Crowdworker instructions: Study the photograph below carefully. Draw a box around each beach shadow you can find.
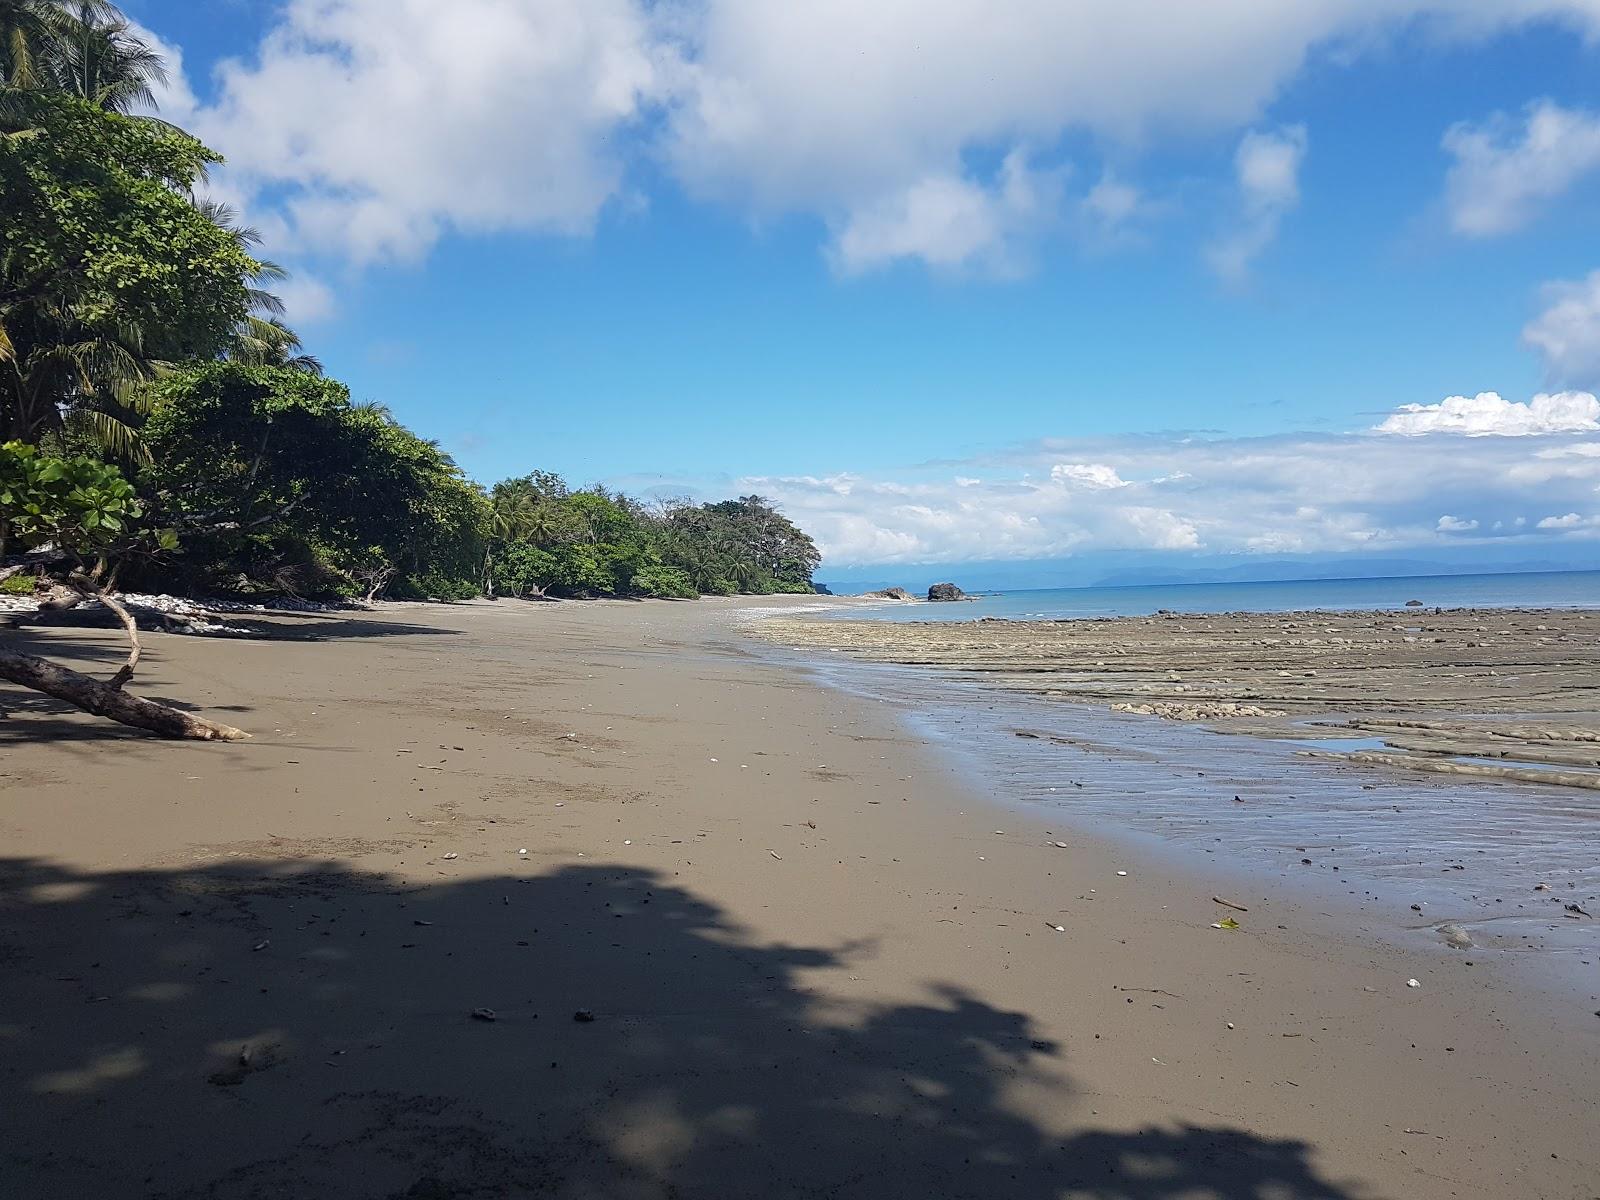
[0,856,1371,1199]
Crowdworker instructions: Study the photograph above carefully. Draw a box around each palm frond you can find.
[64,404,149,463]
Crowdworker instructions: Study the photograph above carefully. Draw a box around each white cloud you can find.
[271,273,338,325]
[1206,125,1307,280]
[153,1,1600,274]
[1443,101,1600,236]
[1051,462,1129,489]
[724,408,1600,565]
[829,151,1061,274]
[184,0,662,265]
[1374,390,1600,436]
[1524,269,1600,388]
[1536,511,1600,529]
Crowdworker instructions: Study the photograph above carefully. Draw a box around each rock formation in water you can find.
[927,582,966,601]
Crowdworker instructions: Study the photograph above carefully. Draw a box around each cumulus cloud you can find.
[1051,463,1129,489]
[182,0,662,265]
[1205,125,1307,280]
[1443,101,1600,237]
[151,1,1600,274]
[1373,390,1600,436]
[1524,270,1600,388]
[829,151,1062,274]
[1535,512,1600,529]
[721,399,1600,565]
[271,272,339,326]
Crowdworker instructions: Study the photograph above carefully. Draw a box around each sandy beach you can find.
[2,597,1597,1199]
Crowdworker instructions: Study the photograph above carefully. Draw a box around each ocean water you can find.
[838,570,1600,622]
[757,566,1600,990]
[776,650,1600,990]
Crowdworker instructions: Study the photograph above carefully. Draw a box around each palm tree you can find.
[44,0,166,114]
[191,200,321,376]
[0,0,54,90]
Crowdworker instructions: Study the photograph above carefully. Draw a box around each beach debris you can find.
[1116,870,1128,877]
[1212,896,1249,912]
[573,1009,596,1023]
[1226,1022,1235,1030]
[1438,924,1473,950]
[412,920,432,927]
[1117,986,1183,1000]
[557,733,579,741]
[1210,918,1241,931]
[442,852,458,860]
[768,850,783,860]
[806,820,817,829]
[209,1040,280,1086]
[1052,841,1069,848]
[623,840,632,846]
[470,1008,497,1022]
[1045,923,1066,932]
[1406,978,1420,988]
[1534,883,1549,890]
[519,848,528,855]
[1566,903,1592,917]
[1410,904,1423,911]
[252,939,270,952]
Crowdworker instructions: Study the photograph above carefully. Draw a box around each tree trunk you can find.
[0,645,250,740]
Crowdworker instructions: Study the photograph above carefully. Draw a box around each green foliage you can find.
[0,438,141,553]
[135,364,487,599]
[497,542,559,597]
[0,91,261,445]
[630,563,697,599]
[482,477,820,600]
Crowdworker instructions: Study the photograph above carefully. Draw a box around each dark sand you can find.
[1,597,1596,1198]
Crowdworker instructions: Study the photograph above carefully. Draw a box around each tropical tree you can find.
[0,0,55,91]
[43,0,167,114]
[135,363,488,599]
[0,438,246,738]
[0,90,260,452]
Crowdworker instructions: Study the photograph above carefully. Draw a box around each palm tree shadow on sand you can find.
[0,857,1371,1199]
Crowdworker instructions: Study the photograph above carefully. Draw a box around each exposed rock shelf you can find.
[753,606,1600,787]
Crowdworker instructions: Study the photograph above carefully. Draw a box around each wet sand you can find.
[1,598,1597,1199]
[754,606,1600,788]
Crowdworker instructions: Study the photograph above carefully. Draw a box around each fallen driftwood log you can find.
[0,644,248,740]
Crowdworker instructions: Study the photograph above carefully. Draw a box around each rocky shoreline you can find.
[752,606,1600,788]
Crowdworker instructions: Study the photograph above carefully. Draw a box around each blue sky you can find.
[121,2,1600,576]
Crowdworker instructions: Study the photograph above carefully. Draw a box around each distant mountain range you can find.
[819,550,1593,596]
[1085,557,1581,588]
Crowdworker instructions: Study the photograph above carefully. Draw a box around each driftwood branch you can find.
[0,643,249,740]
[71,579,139,689]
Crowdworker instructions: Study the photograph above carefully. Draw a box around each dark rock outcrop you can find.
[927,582,966,602]
[862,587,913,601]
